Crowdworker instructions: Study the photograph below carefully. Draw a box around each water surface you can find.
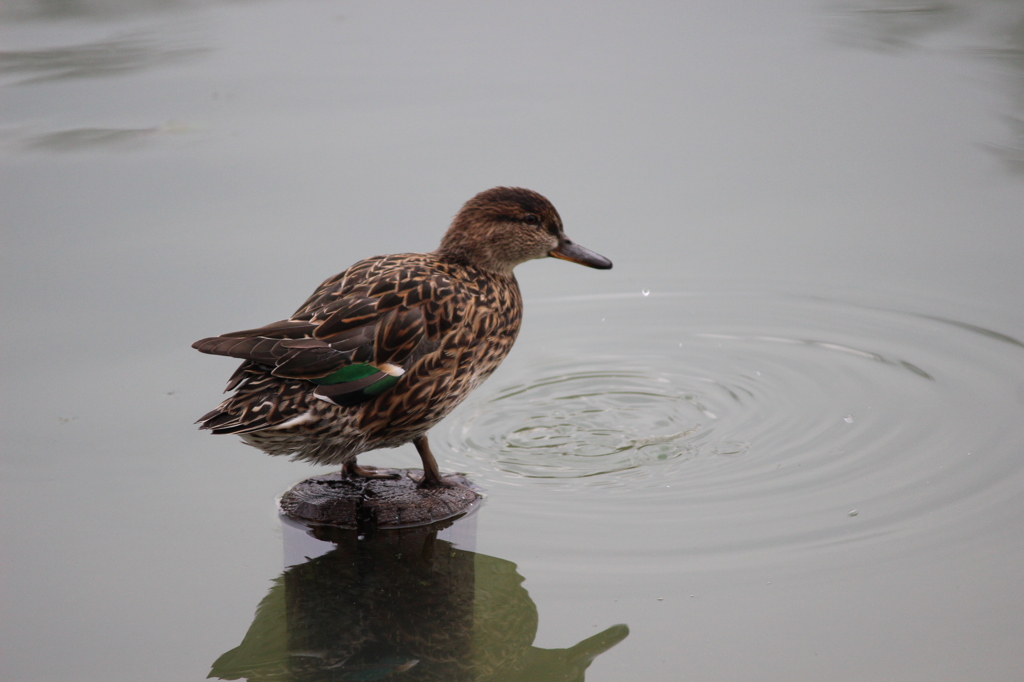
[3,1,1023,680]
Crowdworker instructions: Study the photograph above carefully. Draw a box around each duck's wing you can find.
[193,255,464,407]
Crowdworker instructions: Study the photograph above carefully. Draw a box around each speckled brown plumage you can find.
[193,187,612,486]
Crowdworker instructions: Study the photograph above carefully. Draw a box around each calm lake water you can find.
[3,1,1024,680]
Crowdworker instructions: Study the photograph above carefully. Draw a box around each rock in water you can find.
[279,469,481,531]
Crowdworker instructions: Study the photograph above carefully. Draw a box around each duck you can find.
[192,187,612,487]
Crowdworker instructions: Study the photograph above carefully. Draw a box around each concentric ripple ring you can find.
[441,291,1024,565]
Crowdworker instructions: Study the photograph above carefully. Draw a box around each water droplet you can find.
[843,414,854,424]
[642,289,650,297]
[848,509,858,517]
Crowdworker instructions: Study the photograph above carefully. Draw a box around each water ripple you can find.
[441,291,1024,566]
[456,367,732,479]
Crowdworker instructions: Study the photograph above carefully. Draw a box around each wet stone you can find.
[279,468,481,531]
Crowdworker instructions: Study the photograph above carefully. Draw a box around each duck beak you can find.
[550,238,613,270]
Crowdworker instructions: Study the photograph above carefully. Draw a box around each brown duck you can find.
[193,187,612,486]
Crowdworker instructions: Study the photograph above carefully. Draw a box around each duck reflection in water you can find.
[209,521,628,681]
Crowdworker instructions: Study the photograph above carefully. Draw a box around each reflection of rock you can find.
[210,523,627,681]
[18,124,189,152]
[0,34,204,84]
[831,0,1024,174]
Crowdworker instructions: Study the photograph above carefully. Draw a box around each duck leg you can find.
[343,460,400,480]
[413,436,445,487]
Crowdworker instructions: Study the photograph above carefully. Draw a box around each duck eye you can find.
[523,214,540,225]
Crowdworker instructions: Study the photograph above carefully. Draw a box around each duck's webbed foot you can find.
[343,460,401,480]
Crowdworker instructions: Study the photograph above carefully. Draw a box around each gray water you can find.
[3,1,1024,680]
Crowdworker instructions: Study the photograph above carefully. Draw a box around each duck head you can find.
[436,187,613,275]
